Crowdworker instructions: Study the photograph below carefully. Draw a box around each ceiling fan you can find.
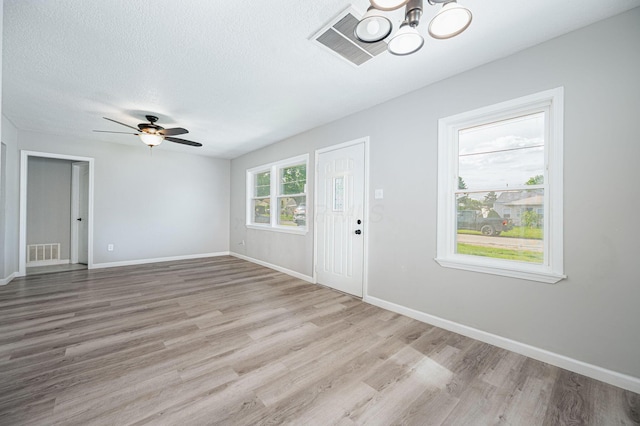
[94,115,202,147]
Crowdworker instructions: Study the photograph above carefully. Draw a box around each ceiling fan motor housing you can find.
[139,115,163,133]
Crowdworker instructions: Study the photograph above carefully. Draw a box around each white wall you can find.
[26,157,73,260]
[230,8,640,381]
[19,132,230,265]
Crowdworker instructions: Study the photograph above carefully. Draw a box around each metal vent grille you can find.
[312,7,387,66]
[27,243,61,265]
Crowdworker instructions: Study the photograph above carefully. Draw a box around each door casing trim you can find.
[18,150,95,276]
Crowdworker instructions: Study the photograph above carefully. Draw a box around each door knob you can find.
[355,229,362,235]
[77,218,82,222]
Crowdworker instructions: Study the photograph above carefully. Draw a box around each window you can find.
[436,88,565,283]
[247,155,308,234]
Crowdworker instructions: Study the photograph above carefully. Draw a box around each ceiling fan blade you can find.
[93,130,138,135]
[165,136,202,147]
[103,117,139,131]
[158,127,188,136]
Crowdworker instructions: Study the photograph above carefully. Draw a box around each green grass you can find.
[500,226,543,239]
[458,226,543,240]
[457,243,543,263]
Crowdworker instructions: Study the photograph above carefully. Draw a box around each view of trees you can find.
[280,165,306,195]
[483,191,497,208]
[457,174,544,229]
[457,179,498,212]
[457,177,482,211]
[522,210,541,228]
[526,174,544,185]
[255,171,270,197]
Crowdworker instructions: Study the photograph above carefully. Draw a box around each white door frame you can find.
[18,150,95,276]
[70,162,89,264]
[313,137,370,298]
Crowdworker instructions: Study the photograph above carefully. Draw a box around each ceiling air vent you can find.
[312,7,387,66]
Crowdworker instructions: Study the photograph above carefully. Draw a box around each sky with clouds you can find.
[458,112,545,191]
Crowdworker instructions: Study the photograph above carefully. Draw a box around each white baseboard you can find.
[0,273,16,286]
[229,252,315,284]
[364,295,640,394]
[91,252,230,269]
[26,259,70,267]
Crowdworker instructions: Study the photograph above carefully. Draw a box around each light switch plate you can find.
[374,189,384,199]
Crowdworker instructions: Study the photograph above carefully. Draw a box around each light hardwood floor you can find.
[0,256,638,425]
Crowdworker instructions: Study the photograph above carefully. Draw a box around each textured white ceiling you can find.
[3,0,638,158]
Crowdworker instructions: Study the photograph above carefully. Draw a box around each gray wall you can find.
[230,8,640,378]
[0,144,5,276]
[18,131,230,265]
[1,116,19,280]
[26,157,73,260]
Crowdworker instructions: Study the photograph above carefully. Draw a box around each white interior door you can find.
[71,162,89,265]
[315,141,366,297]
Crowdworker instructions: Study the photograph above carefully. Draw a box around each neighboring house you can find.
[493,192,544,226]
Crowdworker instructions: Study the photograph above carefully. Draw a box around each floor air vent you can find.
[312,7,387,66]
[27,243,61,266]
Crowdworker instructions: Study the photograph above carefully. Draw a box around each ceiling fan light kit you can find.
[94,115,203,148]
[355,0,472,55]
[428,0,473,39]
[388,22,424,56]
[355,6,393,42]
[370,0,411,12]
[138,132,164,147]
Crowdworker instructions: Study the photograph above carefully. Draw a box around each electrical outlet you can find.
[107,244,114,251]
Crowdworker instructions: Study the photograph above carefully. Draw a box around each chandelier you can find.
[355,0,472,56]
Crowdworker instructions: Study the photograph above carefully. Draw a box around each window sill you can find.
[434,256,566,284]
[246,224,308,236]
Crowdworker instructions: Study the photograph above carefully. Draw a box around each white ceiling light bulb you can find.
[355,6,393,43]
[428,0,472,39]
[370,0,411,11]
[139,132,164,147]
[387,22,424,56]
[367,20,381,35]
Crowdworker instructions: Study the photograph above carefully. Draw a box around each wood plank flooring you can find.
[0,256,638,425]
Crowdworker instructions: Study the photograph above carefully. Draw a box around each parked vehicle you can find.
[457,210,512,236]
[293,204,306,226]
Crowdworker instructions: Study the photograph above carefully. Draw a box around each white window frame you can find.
[435,88,565,284]
[246,154,309,235]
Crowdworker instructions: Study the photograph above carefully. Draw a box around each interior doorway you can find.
[314,138,369,298]
[19,151,94,277]
[71,162,89,265]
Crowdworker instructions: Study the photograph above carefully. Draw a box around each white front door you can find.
[315,141,366,297]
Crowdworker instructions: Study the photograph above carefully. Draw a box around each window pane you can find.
[280,164,306,195]
[278,196,306,227]
[458,113,545,190]
[255,171,270,197]
[252,198,270,224]
[456,190,544,264]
